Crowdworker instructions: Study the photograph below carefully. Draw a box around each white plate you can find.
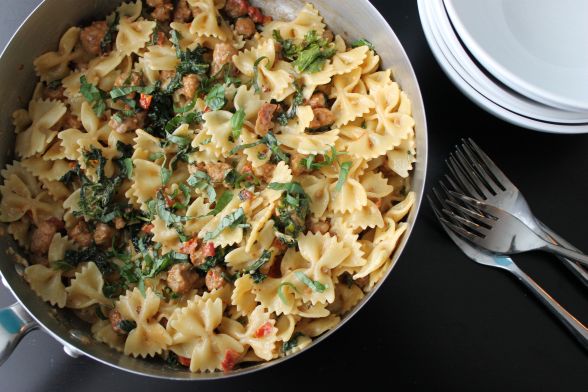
[417,0,588,134]
[445,0,588,113]
[430,0,588,125]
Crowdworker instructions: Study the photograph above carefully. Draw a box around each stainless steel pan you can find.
[0,0,428,379]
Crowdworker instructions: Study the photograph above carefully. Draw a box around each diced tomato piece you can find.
[157,31,166,46]
[242,163,253,174]
[139,93,153,110]
[220,349,240,372]
[142,223,154,233]
[179,237,199,255]
[203,242,216,258]
[203,106,211,113]
[247,6,265,24]
[253,321,273,338]
[238,189,254,201]
[164,193,174,208]
[178,355,191,367]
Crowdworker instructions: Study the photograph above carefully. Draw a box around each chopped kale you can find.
[117,319,137,333]
[282,332,304,353]
[267,182,310,240]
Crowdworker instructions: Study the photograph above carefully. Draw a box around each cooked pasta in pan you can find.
[0,0,416,372]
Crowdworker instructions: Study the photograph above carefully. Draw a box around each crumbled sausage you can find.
[253,163,276,182]
[205,162,231,183]
[322,29,334,43]
[68,220,93,247]
[109,111,146,134]
[109,309,126,335]
[189,246,206,266]
[205,266,225,291]
[62,112,82,129]
[235,17,256,38]
[310,221,330,235]
[177,74,199,101]
[80,21,108,55]
[167,263,200,294]
[308,92,327,109]
[254,103,278,136]
[114,217,126,230]
[309,108,336,129]
[225,0,249,18]
[211,42,238,75]
[174,0,193,22]
[289,152,307,176]
[148,0,174,22]
[30,218,62,255]
[43,84,66,102]
[93,223,115,246]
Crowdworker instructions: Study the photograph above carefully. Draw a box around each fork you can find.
[429,194,588,349]
[445,138,588,285]
[441,190,588,267]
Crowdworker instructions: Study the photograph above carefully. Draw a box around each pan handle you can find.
[0,302,38,365]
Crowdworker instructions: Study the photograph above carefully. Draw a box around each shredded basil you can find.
[203,208,249,241]
[205,84,226,111]
[252,56,269,94]
[295,271,326,293]
[207,191,233,216]
[187,170,216,202]
[334,161,352,192]
[231,108,246,141]
[278,282,299,304]
[79,76,108,117]
[351,38,375,52]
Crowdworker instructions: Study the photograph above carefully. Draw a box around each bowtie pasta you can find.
[1,0,417,372]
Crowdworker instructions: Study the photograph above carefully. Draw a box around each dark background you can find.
[1,0,588,391]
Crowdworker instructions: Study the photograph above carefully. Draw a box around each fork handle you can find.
[537,221,588,286]
[508,264,588,350]
[542,243,588,268]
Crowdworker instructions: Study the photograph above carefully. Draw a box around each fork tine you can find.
[453,148,491,199]
[457,143,498,196]
[447,189,499,220]
[464,138,511,191]
[443,174,466,195]
[460,140,502,195]
[446,199,495,227]
[442,209,488,236]
[439,214,481,241]
[446,155,484,199]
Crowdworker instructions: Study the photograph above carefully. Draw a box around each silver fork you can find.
[428,194,588,349]
[441,190,588,267]
[446,138,588,285]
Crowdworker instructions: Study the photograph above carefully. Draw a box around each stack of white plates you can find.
[418,0,588,133]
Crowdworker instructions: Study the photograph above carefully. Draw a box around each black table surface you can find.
[1,1,587,391]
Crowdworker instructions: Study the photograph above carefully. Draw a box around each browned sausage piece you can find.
[235,17,256,38]
[211,43,238,76]
[62,112,82,129]
[30,219,61,255]
[205,162,232,183]
[178,74,199,101]
[308,92,327,109]
[80,21,108,56]
[205,266,226,291]
[93,223,115,246]
[149,0,174,22]
[309,108,336,129]
[289,152,307,176]
[225,0,249,18]
[254,103,278,136]
[253,163,276,182]
[109,111,146,134]
[167,263,200,294]
[43,85,66,102]
[174,0,193,22]
[68,220,93,248]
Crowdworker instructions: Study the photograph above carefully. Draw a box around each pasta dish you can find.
[0,0,416,372]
